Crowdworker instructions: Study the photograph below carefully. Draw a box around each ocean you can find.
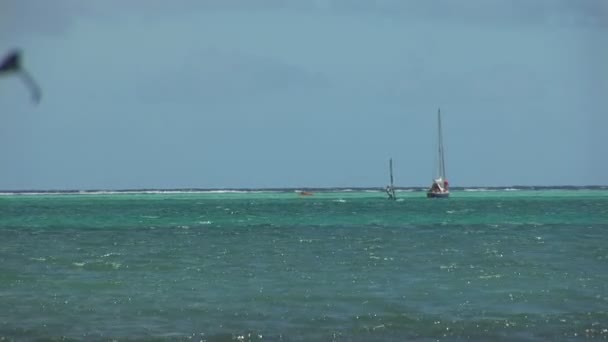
[0,188,606,341]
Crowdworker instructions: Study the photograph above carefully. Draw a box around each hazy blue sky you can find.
[1,0,606,189]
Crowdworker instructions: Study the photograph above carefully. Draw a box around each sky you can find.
[0,0,606,190]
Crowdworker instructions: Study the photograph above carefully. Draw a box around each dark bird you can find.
[0,50,42,104]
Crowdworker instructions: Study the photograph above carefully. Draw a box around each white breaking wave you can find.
[101,252,121,258]
[202,190,276,194]
[0,189,282,196]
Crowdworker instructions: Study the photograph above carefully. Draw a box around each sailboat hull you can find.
[427,191,450,198]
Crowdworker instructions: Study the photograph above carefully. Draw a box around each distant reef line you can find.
[0,185,606,195]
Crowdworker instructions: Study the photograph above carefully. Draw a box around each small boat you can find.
[427,108,450,198]
[299,191,314,196]
[385,158,396,200]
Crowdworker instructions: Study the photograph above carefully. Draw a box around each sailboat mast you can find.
[438,108,446,179]
[389,158,394,188]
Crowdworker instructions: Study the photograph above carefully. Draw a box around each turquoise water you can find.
[0,189,607,340]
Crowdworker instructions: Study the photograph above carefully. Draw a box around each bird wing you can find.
[19,69,42,104]
[0,50,21,73]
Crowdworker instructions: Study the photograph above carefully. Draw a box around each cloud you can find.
[2,0,605,42]
[0,0,80,38]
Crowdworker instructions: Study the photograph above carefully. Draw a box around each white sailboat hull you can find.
[426,191,450,198]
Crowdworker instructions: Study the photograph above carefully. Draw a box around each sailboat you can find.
[386,158,397,200]
[427,108,450,198]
